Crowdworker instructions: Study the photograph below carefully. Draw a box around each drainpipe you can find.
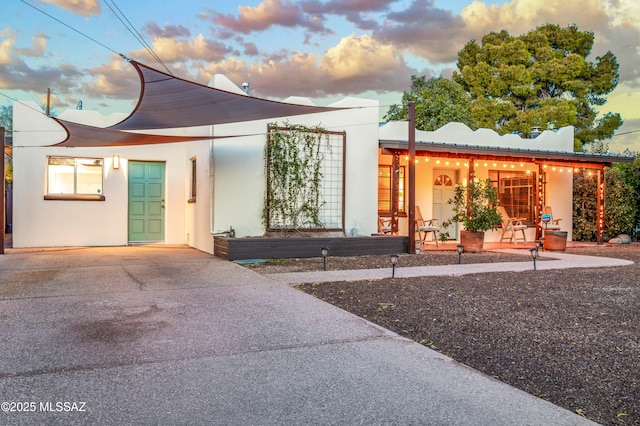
[209,124,215,235]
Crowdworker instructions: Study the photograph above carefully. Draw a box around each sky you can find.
[2,0,640,153]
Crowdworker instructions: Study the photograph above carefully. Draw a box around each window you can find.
[188,157,196,203]
[45,157,104,201]
[378,165,405,214]
[489,170,535,225]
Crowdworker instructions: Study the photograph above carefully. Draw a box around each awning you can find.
[379,140,634,167]
[53,59,345,147]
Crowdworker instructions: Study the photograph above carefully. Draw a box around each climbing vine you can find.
[263,122,329,231]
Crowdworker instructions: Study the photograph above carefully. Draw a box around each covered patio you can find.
[378,120,634,251]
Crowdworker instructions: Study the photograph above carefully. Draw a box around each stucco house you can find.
[10,61,632,255]
[11,68,379,254]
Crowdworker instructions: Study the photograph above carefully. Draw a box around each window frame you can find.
[188,156,197,203]
[378,164,406,216]
[44,156,105,201]
[489,169,535,225]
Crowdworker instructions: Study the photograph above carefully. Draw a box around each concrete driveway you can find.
[0,245,595,425]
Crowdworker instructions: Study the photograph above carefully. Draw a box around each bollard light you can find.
[321,246,329,271]
[529,247,538,271]
[456,244,464,264]
[390,254,399,278]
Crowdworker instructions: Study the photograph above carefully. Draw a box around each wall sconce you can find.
[529,247,538,271]
[456,244,464,264]
[113,154,120,169]
[390,254,399,278]
[321,247,329,271]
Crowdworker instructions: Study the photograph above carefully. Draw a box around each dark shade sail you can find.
[110,60,343,131]
[52,60,345,147]
[53,118,216,147]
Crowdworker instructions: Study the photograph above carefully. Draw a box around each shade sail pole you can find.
[408,102,416,254]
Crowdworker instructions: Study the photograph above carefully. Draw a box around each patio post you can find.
[391,154,399,234]
[597,167,605,245]
[408,102,416,254]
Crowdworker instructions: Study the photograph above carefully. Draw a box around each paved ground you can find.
[0,245,602,425]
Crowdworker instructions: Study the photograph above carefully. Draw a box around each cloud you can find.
[300,0,392,31]
[373,0,467,64]
[142,21,191,39]
[80,56,139,99]
[128,34,233,64]
[0,29,81,95]
[39,0,101,17]
[202,0,331,35]
[196,34,420,99]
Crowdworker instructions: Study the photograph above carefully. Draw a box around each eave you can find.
[379,140,634,169]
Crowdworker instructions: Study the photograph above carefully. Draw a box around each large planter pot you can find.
[544,231,568,251]
[460,230,485,253]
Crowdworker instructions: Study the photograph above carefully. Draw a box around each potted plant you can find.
[442,179,502,252]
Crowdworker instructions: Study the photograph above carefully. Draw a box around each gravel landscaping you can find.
[246,244,640,425]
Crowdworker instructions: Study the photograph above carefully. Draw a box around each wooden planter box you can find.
[544,231,568,251]
[214,235,408,261]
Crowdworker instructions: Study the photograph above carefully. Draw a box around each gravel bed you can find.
[247,244,640,425]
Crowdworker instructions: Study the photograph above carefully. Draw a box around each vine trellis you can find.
[263,122,344,232]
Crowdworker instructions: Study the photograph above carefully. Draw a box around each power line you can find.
[103,0,172,74]
[613,128,640,137]
[18,0,122,57]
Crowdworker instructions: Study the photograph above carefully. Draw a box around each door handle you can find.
[161,199,165,209]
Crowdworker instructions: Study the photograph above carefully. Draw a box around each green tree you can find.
[453,24,622,151]
[614,154,640,239]
[604,167,636,238]
[1,104,11,185]
[384,76,475,130]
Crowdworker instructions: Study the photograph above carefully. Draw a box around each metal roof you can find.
[379,139,634,167]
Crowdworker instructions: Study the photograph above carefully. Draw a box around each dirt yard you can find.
[246,244,640,425]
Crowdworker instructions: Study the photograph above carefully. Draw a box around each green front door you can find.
[128,161,165,243]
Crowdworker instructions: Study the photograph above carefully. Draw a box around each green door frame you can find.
[128,161,166,243]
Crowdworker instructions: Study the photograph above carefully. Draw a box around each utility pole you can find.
[1,126,5,254]
[46,88,51,116]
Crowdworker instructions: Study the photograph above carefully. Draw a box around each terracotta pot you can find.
[460,230,485,253]
[544,231,568,251]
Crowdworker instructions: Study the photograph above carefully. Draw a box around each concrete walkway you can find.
[0,245,608,425]
[264,249,634,284]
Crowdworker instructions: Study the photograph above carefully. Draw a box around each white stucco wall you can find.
[12,89,380,251]
[379,122,576,243]
[210,96,380,239]
[12,101,191,248]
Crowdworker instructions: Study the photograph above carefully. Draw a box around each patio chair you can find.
[378,216,392,234]
[540,206,562,230]
[497,206,527,244]
[415,206,439,247]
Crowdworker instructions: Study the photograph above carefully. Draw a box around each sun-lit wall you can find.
[378,122,576,243]
[209,96,380,239]
[12,101,189,248]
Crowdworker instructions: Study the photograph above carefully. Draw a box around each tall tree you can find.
[0,104,12,133]
[453,24,622,151]
[384,76,476,130]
